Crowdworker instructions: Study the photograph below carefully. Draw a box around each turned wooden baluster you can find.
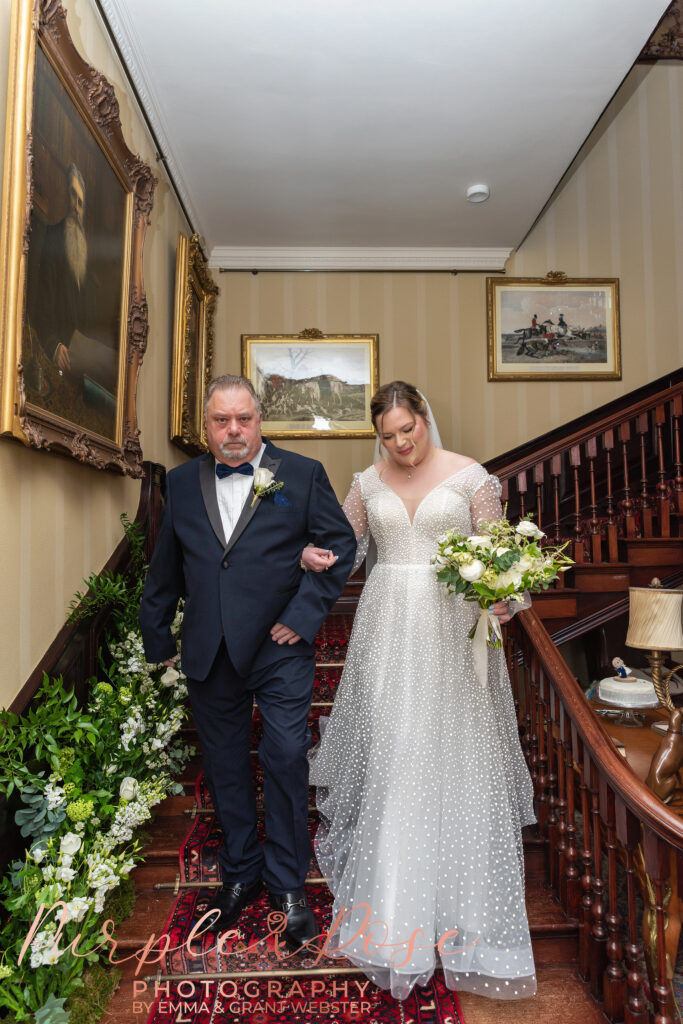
[603,428,619,562]
[615,803,648,1024]
[534,462,544,530]
[519,633,533,765]
[641,830,677,1024]
[587,756,608,999]
[549,454,566,586]
[562,707,581,919]
[586,436,602,563]
[673,395,683,515]
[543,681,559,889]
[517,469,528,520]
[619,421,637,539]
[551,691,567,898]
[600,782,625,1019]
[533,657,548,833]
[636,411,654,537]
[576,732,596,981]
[654,403,671,538]
[500,476,509,509]
[569,444,585,562]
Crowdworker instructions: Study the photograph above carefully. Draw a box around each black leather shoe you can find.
[203,878,263,930]
[268,889,319,951]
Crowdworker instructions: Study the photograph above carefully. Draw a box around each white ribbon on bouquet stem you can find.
[472,606,503,687]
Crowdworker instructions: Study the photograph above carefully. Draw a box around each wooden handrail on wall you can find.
[510,607,683,1024]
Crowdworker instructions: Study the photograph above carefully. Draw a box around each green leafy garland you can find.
[0,515,192,1023]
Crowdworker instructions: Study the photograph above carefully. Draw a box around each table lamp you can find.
[625,579,683,713]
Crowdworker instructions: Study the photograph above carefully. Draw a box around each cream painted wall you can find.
[214,62,683,500]
[0,0,194,706]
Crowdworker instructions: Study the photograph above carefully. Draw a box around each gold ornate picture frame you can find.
[0,0,156,475]
[242,330,379,439]
[169,233,219,456]
[487,273,621,381]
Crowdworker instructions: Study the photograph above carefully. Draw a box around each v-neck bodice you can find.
[357,461,494,567]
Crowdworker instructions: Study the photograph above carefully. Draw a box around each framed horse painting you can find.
[487,273,621,381]
[241,329,379,438]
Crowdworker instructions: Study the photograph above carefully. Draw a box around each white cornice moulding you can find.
[97,0,203,237]
[208,247,513,271]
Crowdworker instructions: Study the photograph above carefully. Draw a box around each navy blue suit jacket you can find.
[139,441,357,680]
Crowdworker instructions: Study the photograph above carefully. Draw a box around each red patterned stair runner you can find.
[145,613,466,1024]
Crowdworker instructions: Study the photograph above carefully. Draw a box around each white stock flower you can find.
[60,832,82,856]
[460,560,486,582]
[253,467,274,489]
[518,554,534,571]
[119,777,139,801]
[65,897,92,923]
[55,865,76,883]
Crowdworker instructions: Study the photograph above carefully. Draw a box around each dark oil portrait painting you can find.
[23,45,129,441]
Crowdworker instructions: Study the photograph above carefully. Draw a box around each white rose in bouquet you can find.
[459,559,486,582]
[515,521,544,540]
[119,777,139,801]
[60,832,82,856]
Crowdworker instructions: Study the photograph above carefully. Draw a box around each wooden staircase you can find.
[484,369,683,642]
[99,369,683,1024]
[102,708,614,1024]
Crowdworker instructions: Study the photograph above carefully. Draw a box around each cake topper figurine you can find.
[612,657,631,679]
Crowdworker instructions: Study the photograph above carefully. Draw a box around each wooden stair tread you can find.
[458,965,609,1023]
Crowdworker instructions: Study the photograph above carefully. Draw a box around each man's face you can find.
[68,175,85,228]
[205,387,263,464]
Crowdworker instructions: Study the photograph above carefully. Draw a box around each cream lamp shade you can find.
[625,585,683,652]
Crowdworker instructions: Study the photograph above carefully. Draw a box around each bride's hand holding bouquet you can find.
[433,512,573,682]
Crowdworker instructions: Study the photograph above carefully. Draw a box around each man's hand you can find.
[162,655,179,667]
[270,622,302,645]
[55,343,71,373]
[301,545,338,573]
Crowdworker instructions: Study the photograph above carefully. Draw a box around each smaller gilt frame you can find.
[242,329,379,439]
[487,272,621,382]
[170,233,219,456]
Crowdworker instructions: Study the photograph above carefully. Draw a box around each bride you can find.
[304,380,537,1002]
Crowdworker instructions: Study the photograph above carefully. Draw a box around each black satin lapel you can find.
[223,451,282,555]
[199,456,226,548]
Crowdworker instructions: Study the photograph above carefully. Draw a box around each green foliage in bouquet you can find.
[433,511,573,609]
[0,518,192,1023]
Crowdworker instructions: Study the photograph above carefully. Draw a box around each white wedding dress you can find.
[308,462,537,1001]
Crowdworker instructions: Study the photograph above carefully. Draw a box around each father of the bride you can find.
[139,374,356,949]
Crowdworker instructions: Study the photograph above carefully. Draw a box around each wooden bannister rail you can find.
[495,381,683,485]
[510,607,683,1024]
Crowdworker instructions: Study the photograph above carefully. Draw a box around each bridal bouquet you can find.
[433,513,572,676]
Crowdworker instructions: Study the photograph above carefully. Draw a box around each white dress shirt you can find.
[215,442,266,544]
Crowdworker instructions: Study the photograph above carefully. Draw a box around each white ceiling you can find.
[100,0,668,270]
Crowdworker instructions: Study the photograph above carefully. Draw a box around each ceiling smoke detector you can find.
[466,184,490,203]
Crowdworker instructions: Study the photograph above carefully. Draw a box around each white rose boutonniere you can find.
[251,467,284,506]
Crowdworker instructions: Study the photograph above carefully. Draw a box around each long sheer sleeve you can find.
[343,473,370,574]
[471,471,531,616]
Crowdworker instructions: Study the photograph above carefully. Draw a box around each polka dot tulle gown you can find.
[308,462,537,1001]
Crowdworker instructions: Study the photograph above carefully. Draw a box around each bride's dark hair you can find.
[370,380,429,432]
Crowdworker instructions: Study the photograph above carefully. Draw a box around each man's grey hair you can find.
[204,374,262,417]
[67,163,85,196]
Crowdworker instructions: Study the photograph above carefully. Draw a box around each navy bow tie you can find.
[216,462,254,479]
